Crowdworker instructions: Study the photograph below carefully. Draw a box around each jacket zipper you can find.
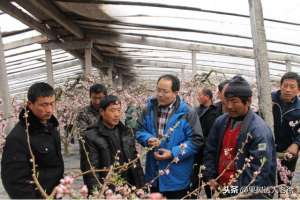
[273,102,300,126]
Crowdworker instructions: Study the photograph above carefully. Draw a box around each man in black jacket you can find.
[196,88,220,139]
[192,88,220,197]
[272,72,300,186]
[1,82,64,199]
[80,95,144,194]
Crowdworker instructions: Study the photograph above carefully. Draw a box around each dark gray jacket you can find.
[80,120,144,192]
[204,110,276,197]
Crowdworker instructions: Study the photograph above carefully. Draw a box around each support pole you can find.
[248,0,273,131]
[181,65,185,82]
[107,68,113,87]
[118,73,123,89]
[285,60,292,72]
[192,50,197,78]
[45,49,54,86]
[192,52,198,106]
[84,48,92,79]
[0,28,12,133]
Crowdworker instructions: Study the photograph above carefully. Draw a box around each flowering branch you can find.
[24,107,49,199]
[234,157,266,198]
[181,133,252,199]
[78,135,102,187]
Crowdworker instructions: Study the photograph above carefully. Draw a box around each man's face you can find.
[280,79,300,103]
[224,97,250,118]
[28,96,55,123]
[90,92,106,109]
[156,79,177,106]
[100,103,121,128]
[197,90,209,105]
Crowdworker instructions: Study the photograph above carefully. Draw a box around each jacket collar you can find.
[97,119,127,137]
[218,110,255,152]
[198,104,217,118]
[148,96,188,132]
[149,96,186,114]
[88,104,99,114]
[272,90,300,109]
[19,108,59,134]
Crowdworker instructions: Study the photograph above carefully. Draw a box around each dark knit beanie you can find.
[224,76,252,98]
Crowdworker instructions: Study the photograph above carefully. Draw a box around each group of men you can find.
[1,72,300,199]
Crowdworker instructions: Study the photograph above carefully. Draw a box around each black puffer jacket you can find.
[80,120,144,192]
[1,109,64,199]
[272,91,300,152]
[196,104,220,139]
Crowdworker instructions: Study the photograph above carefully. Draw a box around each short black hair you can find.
[157,74,180,92]
[201,88,213,99]
[27,82,55,103]
[89,84,107,96]
[280,72,300,89]
[100,95,121,110]
[218,80,230,92]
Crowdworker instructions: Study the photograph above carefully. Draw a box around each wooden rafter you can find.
[78,19,300,49]
[41,40,92,50]
[93,34,300,63]
[2,28,33,37]
[0,1,57,39]
[4,35,47,50]
[54,0,300,27]
[28,0,84,38]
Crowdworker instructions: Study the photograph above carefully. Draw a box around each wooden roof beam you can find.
[4,35,47,50]
[0,1,57,39]
[2,28,33,37]
[28,0,84,38]
[93,34,300,63]
[8,60,81,80]
[41,40,103,63]
[41,40,93,50]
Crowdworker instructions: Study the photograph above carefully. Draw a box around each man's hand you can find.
[154,148,172,161]
[286,143,299,157]
[147,137,160,148]
[208,179,219,191]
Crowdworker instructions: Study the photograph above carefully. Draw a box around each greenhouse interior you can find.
[0,0,300,199]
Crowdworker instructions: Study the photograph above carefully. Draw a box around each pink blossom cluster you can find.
[0,98,7,151]
[55,176,88,199]
[0,97,22,150]
[102,185,166,199]
[277,158,294,184]
[55,176,74,198]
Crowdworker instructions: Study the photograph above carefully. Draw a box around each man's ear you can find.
[247,97,252,106]
[99,108,104,116]
[27,101,33,109]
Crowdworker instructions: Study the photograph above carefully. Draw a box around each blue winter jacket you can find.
[136,96,204,192]
[272,91,300,152]
[204,110,276,192]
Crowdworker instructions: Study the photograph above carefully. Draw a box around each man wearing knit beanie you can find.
[203,76,276,198]
[223,76,252,117]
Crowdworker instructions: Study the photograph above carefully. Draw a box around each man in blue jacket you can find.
[136,74,204,199]
[272,72,300,185]
[204,76,276,198]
